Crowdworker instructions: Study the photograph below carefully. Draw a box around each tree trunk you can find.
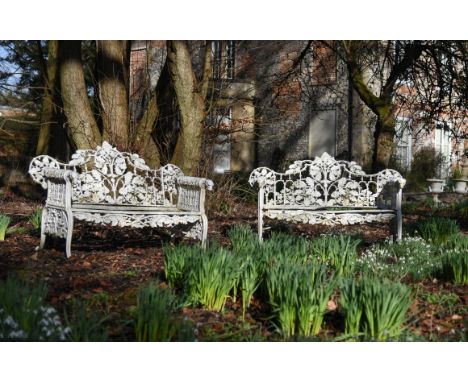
[36,40,59,155]
[59,41,101,150]
[134,94,161,167]
[96,40,130,150]
[372,116,396,172]
[167,41,211,176]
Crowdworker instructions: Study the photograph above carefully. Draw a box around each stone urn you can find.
[452,179,467,194]
[427,178,444,193]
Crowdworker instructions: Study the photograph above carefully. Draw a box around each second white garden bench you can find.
[249,152,406,241]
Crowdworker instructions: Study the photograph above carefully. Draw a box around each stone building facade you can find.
[130,41,466,177]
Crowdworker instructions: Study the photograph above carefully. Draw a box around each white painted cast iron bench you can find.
[249,152,406,241]
[29,141,213,257]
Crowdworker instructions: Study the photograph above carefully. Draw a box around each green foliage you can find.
[163,244,198,290]
[228,225,262,318]
[310,234,361,276]
[63,299,108,341]
[261,231,310,269]
[0,214,11,241]
[405,147,444,192]
[339,279,364,338]
[0,276,71,341]
[28,208,42,230]
[339,278,412,341]
[440,250,468,284]
[266,263,335,338]
[415,217,459,246]
[421,291,460,312]
[452,166,462,179]
[187,247,240,311]
[228,224,259,254]
[357,236,438,282]
[239,257,261,320]
[135,283,193,342]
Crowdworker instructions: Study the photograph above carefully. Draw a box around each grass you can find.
[415,217,460,246]
[28,208,42,230]
[63,299,108,341]
[441,250,468,284]
[266,263,335,338]
[0,276,71,341]
[228,225,262,318]
[135,282,193,342]
[310,234,361,276]
[339,277,413,341]
[0,214,11,240]
[163,244,197,290]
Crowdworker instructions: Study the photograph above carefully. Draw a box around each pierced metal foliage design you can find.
[264,210,395,225]
[249,152,406,208]
[43,208,68,238]
[29,141,213,256]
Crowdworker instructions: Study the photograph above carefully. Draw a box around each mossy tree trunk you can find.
[342,41,423,172]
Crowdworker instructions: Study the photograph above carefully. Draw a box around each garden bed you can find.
[0,189,466,341]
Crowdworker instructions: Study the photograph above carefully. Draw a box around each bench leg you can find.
[201,214,208,249]
[258,210,263,243]
[392,211,402,242]
[65,211,74,258]
[38,207,48,250]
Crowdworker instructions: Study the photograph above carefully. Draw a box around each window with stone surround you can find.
[394,117,413,170]
[435,122,452,178]
[212,41,235,80]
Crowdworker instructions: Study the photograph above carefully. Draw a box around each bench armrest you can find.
[29,155,72,189]
[378,180,404,210]
[176,176,214,213]
[42,168,78,209]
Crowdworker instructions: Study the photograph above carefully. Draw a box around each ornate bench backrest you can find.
[30,141,184,206]
[249,152,405,208]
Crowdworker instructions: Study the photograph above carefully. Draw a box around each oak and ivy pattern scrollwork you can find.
[249,152,405,208]
[264,210,395,225]
[43,208,69,238]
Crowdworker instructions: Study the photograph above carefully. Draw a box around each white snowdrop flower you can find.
[4,316,18,328]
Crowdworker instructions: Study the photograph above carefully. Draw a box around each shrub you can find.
[266,264,335,338]
[415,217,460,246]
[0,214,11,241]
[135,283,193,341]
[187,247,240,311]
[0,276,71,341]
[339,277,412,341]
[357,236,438,282]
[310,234,361,276]
[28,208,42,230]
[405,147,444,192]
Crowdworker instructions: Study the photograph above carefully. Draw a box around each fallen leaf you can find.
[327,300,337,311]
